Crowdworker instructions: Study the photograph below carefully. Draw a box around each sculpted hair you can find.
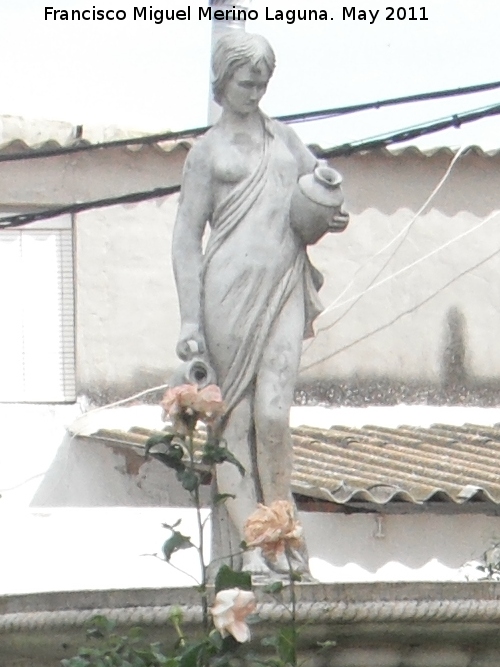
[211,32,276,105]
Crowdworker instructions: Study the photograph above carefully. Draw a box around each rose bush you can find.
[244,500,304,562]
[161,383,225,434]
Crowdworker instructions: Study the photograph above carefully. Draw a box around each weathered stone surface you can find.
[171,32,347,577]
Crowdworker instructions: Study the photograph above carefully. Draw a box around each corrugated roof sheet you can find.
[81,422,500,507]
[291,423,500,505]
[0,115,192,155]
[2,115,500,158]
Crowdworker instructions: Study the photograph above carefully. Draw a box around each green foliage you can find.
[276,627,297,667]
[60,616,175,667]
[145,434,186,473]
[261,628,297,667]
[316,640,337,652]
[176,468,200,493]
[213,493,236,506]
[162,530,194,561]
[214,565,252,594]
[201,440,245,477]
[263,581,284,595]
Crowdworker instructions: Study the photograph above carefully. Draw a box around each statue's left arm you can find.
[279,124,318,176]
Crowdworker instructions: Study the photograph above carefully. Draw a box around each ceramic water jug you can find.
[169,356,217,389]
[289,165,347,244]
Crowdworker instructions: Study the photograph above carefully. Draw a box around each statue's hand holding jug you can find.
[290,164,349,245]
[172,324,217,389]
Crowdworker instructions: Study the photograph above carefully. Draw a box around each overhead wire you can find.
[1,79,500,164]
[300,207,500,371]
[318,146,466,324]
[1,97,500,230]
[301,145,466,356]
[0,186,180,229]
[0,85,496,405]
[317,100,500,157]
[301,242,500,373]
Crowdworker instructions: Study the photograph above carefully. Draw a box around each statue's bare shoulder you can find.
[183,131,217,180]
[270,119,317,175]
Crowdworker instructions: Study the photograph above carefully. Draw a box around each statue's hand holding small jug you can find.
[172,323,217,389]
[290,164,349,245]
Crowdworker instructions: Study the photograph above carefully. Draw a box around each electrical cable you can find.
[301,243,500,373]
[317,100,500,157]
[301,145,465,356]
[278,79,500,124]
[1,100,500,229]
[306,208,500,327]
[69,383,170,438]
[0,186,180,229]
[319,146,466,324]
[1,79,500,164]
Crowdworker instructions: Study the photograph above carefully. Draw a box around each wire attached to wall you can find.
[318,146,466,323]
[301,239,500,373]
[300,207,500,373]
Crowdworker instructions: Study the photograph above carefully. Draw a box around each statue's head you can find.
[211,32,276,112]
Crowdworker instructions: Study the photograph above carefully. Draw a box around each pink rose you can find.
[210,588,256,643]
[160,384,225,434]
[244,500,304,562]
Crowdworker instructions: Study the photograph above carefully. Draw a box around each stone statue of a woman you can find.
[172,32,347,577]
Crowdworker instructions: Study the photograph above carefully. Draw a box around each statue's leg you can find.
[252,285,311,575]
[212,393,274,575]
[215,393,258,529]
[253,284,304,504]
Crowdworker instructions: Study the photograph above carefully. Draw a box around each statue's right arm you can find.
[172,140,214,360]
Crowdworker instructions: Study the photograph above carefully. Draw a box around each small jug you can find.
[289,165,348,245]
[168,356,217,389]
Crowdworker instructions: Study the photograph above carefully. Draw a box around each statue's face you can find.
[221,62,269,116]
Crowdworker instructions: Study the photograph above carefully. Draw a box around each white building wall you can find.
[1,137,499,400]
[74,195,500,398]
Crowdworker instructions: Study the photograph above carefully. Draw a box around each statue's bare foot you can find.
[264,549,317,583]
[242,548,316,583]
[242,550,289,583]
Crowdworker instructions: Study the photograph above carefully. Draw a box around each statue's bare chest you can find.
[211,133,297,186]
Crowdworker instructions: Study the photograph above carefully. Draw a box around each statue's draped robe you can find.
[201,116,322,415]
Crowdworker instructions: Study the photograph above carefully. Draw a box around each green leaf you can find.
[61,659,89,667]
[201,443,245,477]
[290,571,302,582]
[85,614,115,639]
[162,531,194,561]
[145,433,176,457]
[179,642,206,667]
[213,493,236,506]
[277,627,297,666]
[176,469,200,492]
[260,637,278,648]
[263,581,284,595]
[214,564,252,593]
[126,626,144,644]
[207,630,223,651]
[245,613,261,625]
[220,449,245,476]
[220,634,240,655]
[148,440,186,472]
